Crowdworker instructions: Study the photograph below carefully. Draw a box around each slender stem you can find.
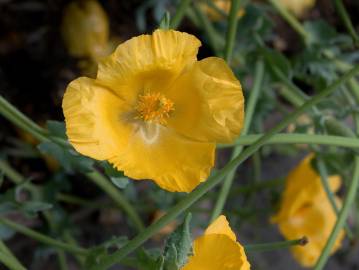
[0,250,26,270]
[86,171,145,232]
[332,0,359,46]
[0,218,88,256]
[224,0,241,62]
[192,3,222,54]
[90,64,359,270]
[57,193,109,208]
[57,250,68,270]
[0,159,23,184]
[0,240,26,270]
[170,0,192,29]
[0,96,47,136]
[316,157,354,239]
[210,60,264,221]
[267,0,310,44]
[218,133,359,149]
[314,156,359,269]
[245,237,307,252]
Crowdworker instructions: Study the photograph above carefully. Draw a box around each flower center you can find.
[135,92,174,125]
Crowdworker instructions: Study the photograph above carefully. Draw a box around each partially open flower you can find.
[272,155,345,267]
[62,30,244,192]
[201,0,245,21]
[182,215,250,270]
[278,0,316,17]
[61,0,110,61]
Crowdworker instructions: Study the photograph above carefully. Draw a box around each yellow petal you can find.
[182,234,250,270]
[62,77,129,160]
[109,125,215,192]
[97,29,201,103]
[204,215,236,241]
[167,57,244,144]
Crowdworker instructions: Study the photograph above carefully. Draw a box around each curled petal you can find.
[205,215,236,241]
[167,57,244,144]
[182,234,250,270]
[62,77,129,160]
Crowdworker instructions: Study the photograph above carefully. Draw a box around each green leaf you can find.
[136,248,164,270]
[304,20,337,46]
[37,142,94,173]
[110,177,129,189]
[260,47,292,79]
[163,213,192,270]
[101,161,129,189]
[159,11,171,30]
[21,201,53,215]
[46,120,67,139]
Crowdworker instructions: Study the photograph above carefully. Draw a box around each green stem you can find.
[210,60,264,221]
[57,250,68,270]
[170,0,192,29]
[0,159,23,185]
[86,171,145,232]
[56,193,109,208]
[0,95,68,148]
[0,250,26,270]
[245,237,307,252]
[332,0,359,46]
[314,156,359,269]
[0,218,88,256]
[316,157,354,239]
[0,96,47,137]
[267,0,310,44]
[218,133,359,149]
[0,240,26,270]
[90,64,359,270]
[192,3,222,54]
[224,0,241,62]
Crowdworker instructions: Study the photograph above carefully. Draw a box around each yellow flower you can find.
[61,0,110,60]
[272,155,345,267]
[182,215,250,270]
[62,30,244,192]
[278,0,316,17]
[201,0,245,21]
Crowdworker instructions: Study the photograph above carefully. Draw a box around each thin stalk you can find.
[0,240,26,270]
[314,86,359,269]
[267,0,310,44]
[0,96,47,137]
[56,193,109,208]
[332,0,359,46]
[0,159,23,184]
[192,3,222,54]
[317,157,354,239]
[86,171,145,232]
[170,0,192,29]
[218,133,359,149]
[211,60,264,221]
[57,250,68,270]
[0,217,88,256]
[0,250,26,270]
[314,156,359,269]
[245,237,307,252]
[224,0,241,62]
[90,64,359,270]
